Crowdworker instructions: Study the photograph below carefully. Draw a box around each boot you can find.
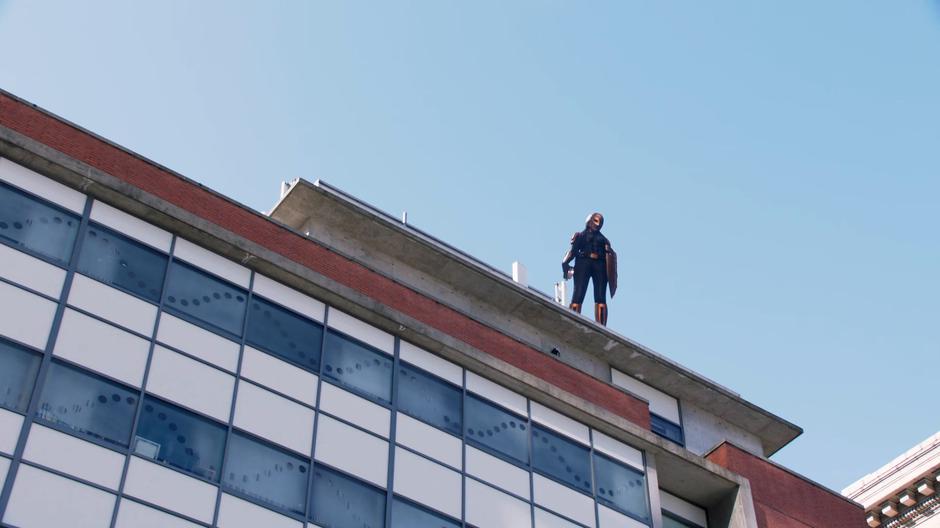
[569,302,582,313]
[594,303,608,326]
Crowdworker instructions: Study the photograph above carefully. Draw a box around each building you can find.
[844,432,940,528]
[0,89,861,528]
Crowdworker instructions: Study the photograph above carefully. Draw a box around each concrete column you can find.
[646,453,664,528]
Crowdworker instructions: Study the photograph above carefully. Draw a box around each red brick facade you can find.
[0,92,650,430]
[706,442,863,528]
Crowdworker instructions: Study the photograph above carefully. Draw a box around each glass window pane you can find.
[465,394,528,465]
[594,453,649,522]
[246,296,322,372]
[651,414,684,446]
[77,223,168,302]
[164,261,247,336]
[391,498,460,528]
[397,363,461,436]
[322,331,392,404]
[223,432,309,516]
[36,362,137,447]
[310,465,386,528]
[532,424,591,492]
[134,396,226,481]
[664,513,698,528]
[0,339,42,413]
[0,182,80,264]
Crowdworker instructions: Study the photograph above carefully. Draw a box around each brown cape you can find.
[607,247,618,298]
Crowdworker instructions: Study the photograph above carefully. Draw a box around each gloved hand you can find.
[562,262,571,279]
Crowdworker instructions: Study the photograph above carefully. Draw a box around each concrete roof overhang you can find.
[269,179,802,457]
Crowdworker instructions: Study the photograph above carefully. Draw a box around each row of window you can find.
[0,179,654,524]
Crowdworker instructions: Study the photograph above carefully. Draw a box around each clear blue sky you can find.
[2,1,938,492]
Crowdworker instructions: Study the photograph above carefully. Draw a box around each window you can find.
[322,331,393,404]
[223,432,309,516]
[391,497,460,528]
[465,394,528,465]
[164,261,247,336]
[0,338,41,413]
[310,465,386,528]
[397,363,461,436]
[77,222,168,302]
[651,414,683,446]
[593,453,649,522]
[0,181,81,264]
[246,296,322,372]
[134,396,226,481]
[532,424,592,492]
[664,512,702,528]
[36,362,137,447]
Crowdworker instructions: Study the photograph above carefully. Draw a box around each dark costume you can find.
[562,213,617,325]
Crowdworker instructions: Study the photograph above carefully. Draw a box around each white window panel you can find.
[327,309,393,355]
[234,381,315,455]
[252,274,325,323]
[0,281,56,350]
[393,447,462,519]
[535,507,584,528]
[465,478,532,528]
[314,414,388,488]
[147,346,235,422]
[90,200,172,252]
[661,490,708,528]
[3,464,116,527]
[466,371,528,417]
[54,308,150,387]
[611,368,680,424]
[395,413,461,468]
[123,456,218,524]
[241,346,318,406]
[399,340,462,386]
[0,158,86,213]
[115,499,203,528]
[68,274,158,335]
[598,504,647,528]
[319,382,390,438]
[0,456,9,487]
[533,474,596,528]
[173,238,250,288]
[0,409,24,455]
[218,493,304,528]
[23,424,125,490]
[466,445,530,499]
[157,313,239,372]
[592,430,644,472]
[531,402,589,445]
[0,243,66,298]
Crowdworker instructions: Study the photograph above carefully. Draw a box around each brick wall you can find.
[707,442,863,528]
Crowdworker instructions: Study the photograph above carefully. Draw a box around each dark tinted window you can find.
[36,362,137,447]
[0,181,80,264]
[164,261,247,336]
[0,339,41,413]
[323,331,393,404]
[391,498,460,528]
[246,296,322,372]
[664,512,700,528]
[135,396,226,481]
[532,424,592,492]
[465,394,528,465]
[594,453,649,521]
[223,432,309,516]
[310,465,386,528]
[651,414,684,446]
[397,363,461,436]
[78,223,168,302]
